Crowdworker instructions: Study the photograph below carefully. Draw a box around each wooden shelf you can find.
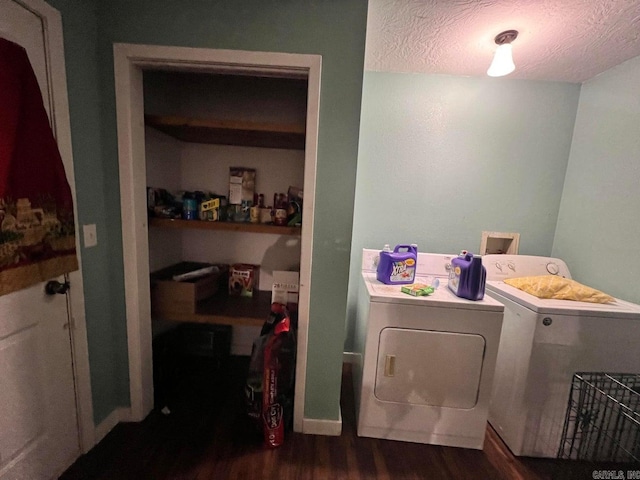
[149,217,301,236]
[144,114,306,150]
[153,290,270,327]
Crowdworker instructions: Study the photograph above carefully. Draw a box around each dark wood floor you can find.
[60,357,636,479]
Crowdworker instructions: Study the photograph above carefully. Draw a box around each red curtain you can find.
[0,38,78,296]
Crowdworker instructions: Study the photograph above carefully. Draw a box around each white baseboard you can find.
[96,357,348,444]
[343,351,358,364]
[94,407,131,445]
[302,408,342,436]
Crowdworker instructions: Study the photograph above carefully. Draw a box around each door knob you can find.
[45,280,70,295]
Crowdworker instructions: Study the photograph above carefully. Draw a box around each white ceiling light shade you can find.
[487,30,519,77]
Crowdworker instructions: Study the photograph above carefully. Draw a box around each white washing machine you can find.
[483,254,640,458]
[352,249,504,449]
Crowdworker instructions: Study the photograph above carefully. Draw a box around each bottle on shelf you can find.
[250,193,260,223]
[273,192,288,226]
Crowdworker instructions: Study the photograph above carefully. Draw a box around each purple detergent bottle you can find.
[376,244,418,285]
[448,251,486,300]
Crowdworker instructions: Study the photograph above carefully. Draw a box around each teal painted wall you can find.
[346,72,581,349]
[47,0,131,424]
[49,0,368,423]
[552,56,640,303]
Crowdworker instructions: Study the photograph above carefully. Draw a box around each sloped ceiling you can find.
[366,0,640,82]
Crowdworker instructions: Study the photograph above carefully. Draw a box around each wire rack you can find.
[558,372,640,462]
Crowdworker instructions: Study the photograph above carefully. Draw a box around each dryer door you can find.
[375,328,485,409]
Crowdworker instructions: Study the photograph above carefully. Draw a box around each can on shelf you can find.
[273,208,287,226]
[182,196,197,220]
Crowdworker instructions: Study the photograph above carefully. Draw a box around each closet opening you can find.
[144,69,307,432]
[113,44,321,434]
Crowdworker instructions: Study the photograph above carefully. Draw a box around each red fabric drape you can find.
[0,37,78,296]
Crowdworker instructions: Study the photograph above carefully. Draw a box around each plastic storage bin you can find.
[152,324,232,410]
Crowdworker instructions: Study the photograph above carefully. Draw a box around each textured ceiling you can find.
[365,0,640,83]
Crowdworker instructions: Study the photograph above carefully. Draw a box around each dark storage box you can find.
[152,324,232,410]
[174,323,232,360]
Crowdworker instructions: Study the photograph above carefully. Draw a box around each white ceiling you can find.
[365,0,640,83]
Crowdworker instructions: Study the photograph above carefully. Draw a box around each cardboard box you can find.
[229,263,260,297]
[150,262,224,316]
[229,167,256,205]
[400,283,435,297]
[199,197,220,221]
[271,270,299,312]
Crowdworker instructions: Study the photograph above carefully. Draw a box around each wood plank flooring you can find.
[60,357,637,479]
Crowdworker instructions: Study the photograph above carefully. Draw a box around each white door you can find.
[0,1,81,478]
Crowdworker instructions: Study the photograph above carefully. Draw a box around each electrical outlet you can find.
[83,224,97,248]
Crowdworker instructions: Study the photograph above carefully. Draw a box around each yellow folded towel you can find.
[504,275,614,304]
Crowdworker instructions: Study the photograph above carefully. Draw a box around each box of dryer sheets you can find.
[229,167,256,205]
[199,197,220,221]
[401,283,435,297]
[229,263,260,297]
[150,262,227,317]
[271,271,299,312]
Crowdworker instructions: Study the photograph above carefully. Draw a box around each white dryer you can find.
[483,254,640,458]
[353,250,504,449]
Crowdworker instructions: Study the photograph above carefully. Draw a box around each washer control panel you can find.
[362,248,455,277]
[546,262,560,275]
[483,255,572,280]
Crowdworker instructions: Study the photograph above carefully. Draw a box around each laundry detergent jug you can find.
[376,244,417,285]
[448,251,486,300]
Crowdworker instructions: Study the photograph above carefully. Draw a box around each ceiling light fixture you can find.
[487,30,518,77]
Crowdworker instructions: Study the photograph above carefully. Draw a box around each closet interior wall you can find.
[143,70,308,354]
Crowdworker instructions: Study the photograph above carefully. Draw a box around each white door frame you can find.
[113,43,320,432]
[5,0,95,453]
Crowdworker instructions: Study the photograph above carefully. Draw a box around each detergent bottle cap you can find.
[382,244,391,252]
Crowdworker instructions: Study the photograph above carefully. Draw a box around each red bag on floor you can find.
[245,303,296,448]
[262,313,289,447]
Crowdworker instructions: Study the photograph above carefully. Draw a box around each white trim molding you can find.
[343,352,359,364]
[302,409,343,436]
[113,43,321,432]
[94,407,131,445]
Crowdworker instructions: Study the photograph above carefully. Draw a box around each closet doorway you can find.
[113,43,321,432]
